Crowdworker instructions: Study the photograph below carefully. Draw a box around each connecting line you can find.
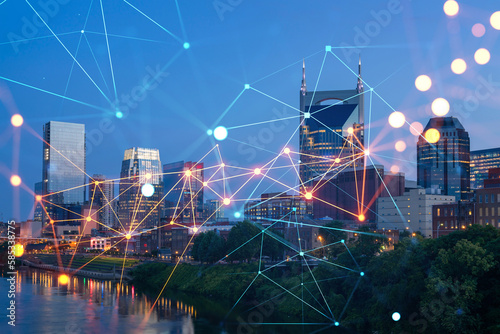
[25,0,113,105]
[0,31,79,46]
[84,31,169,44]
[83,34,111,94]
[226,114,300,130]
[311,115,364,152]
[174,0,188,41]
[367,155,408,228]
[122,0,182,43]
[304,254,357,274]
[302,255,335,320]
[99,0,119,102]
[212,89,245,127]
[302,282,330,316]
[310,90,368,116]
[223,274,260,321]
[250,87,303,114]
[367,89,373,148]
[306,50,328,115]
[342,243,361,272]
[227,137,278,156]
[329,50,372,90]
[338,276,362,321]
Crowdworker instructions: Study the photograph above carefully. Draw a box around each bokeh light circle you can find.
[431,98,450,116]
[425,128,440,143]
[390,165,400,174]
[395,141,406,152]
[11,114,24,127]
[388,111,406,128]
[14,244,24,257]
[392,312,401,321]
[443,1,459,16]
[415,75,432,91]
[141,183,155,197]
[410,122,424,136]
[213,126,228,141]
[58,274,69,285]
[472,23,486,37]
[10,175,22,186]
[234,212,241,219]
[491,11,500,30]
[451,58,467,74]
[474,48,491,65]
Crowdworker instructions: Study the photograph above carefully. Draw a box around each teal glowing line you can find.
[310,89,368,116]
[258,233,264,272]
[226,114,299,130]
[174,0,188,41]
[25,0,112,105]
[122,0,182,43]
[224,274,259,320]
[342,242,360,271]
[310,115,363,151]
[302,284,329,315]
[83,34,111,94]
[0,31,79,46]
[372,89,396,111]
[303,256,335,319]
[99,0,119,102]
[212,89,245,126]
[304,253,357,273]
[0,75,108,112]
[250,87,302,113]
[305,240,342,254]
[306,51,328,114]
[339,276,362,321]
[367,89,373,148]
[84,31,169,44]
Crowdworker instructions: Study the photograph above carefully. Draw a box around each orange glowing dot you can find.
[443,0,459,16]
[410,122,424,136]
[35,195,42,202]
[451,58,467,74]
[491,11,500,30]
[170,221,174,225]
[86,216,91,222]
[304,192,313,200]
[474,48,490,65]
[145,173,152,179]
[415,75,432,91]
[431,98,450,116]
[254,168,261,175]
[193,227,198,233]
[203,182,208,187]
[472,23,486,37]
[50,220,54,224]
[388,111,406,128]
[335,158,341,163]
[390,165,400,174]
[10,175,21,186]
[125,234,131,240]
[425,128,440,143]
[395,141,406,152]
[223,198,231,205]
[358,214,366,222]
[283,147,291,154]
[58,274,69,285]
[364,150,370,156]
[14,244,24,257]
[347,127,354,134]
[11,114,24,127]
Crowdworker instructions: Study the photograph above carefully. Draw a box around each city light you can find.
[11,114,23,127]
[58,274,69,285]
[347,127,354,134]
[125,234,131,240]
[305,192,313,200]
[283,147,290,154]
[425,128,440,143]
[390,165,400,174]
[358,214,365,222]
[223,198,230,205]
[254,168,261,175]
[388,111,405,128]
[392,312,401,321]
[414,75,432,91]
[141,183,155,197]
[13,244,24,257]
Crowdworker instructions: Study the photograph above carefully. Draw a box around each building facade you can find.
[417,117,470,200]
[475,168,500,228]
[432,201,475,238]
[470,147,500,189]
[89,175,116,229]
[244,192,313,223]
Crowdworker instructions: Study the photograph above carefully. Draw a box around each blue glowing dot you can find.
[183,42,190,49]
[292,207,297,212]
[360,272,365,276]
[341,239,345,243]
[234,212,241,219]
[392,312,401,321]
[304,112,311,119]
[244,84,250,90]
[81,30,84,34]
[456,308,463,315]
[299,251,304,256]
[206,129,213,136]
[213,126,228,141]
[141,183,154,197]
[115,111,123,119]
[325,45,332,52]
[334,321,339,326]
[258,271,261,275]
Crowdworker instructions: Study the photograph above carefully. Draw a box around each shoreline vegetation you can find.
[130,225,500,334]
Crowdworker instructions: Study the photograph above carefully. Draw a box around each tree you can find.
[318,221,347,259]
[191,230,227,263]
[226,221,261,262]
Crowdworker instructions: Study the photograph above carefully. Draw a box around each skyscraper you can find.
[299,58,365,186]
[470,147,500,189]
[118,148,162,230]
[41,121,86,224]
[163,161,204,223]
[89,174,116,228]
[417,117,470,200]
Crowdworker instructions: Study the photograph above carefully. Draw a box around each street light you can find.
[436,223,444,238]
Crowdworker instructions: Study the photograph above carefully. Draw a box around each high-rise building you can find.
[118,148,162,230]
[204,199,224,220]
[299,58,365,186]
[41,121,86,224]
[417,117,470,200]
[475,168,500,228]
[89,174,116,229]
[163,161,204,223]
[470,147,500,189]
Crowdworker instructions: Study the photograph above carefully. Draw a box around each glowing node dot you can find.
[185,170,192,177]
[347,127,354,134]
[410,122,424,136]
[358,214,365,222]
[474,48,491,65]
[299,251,304,256]
[364,150,370,156]
[254,168,261,175]
[81,30,84,34]
[292,207,297,212]
[35,195,42,202]
[223,198,231,205]
[360,272,365,276]
[390,165,400,174]
[50,220,54,225]
[141,183,155,197]
[415,75,432,91]
[443,0,459,17]
[203,182,208,187]
[335,158,341,163]
[10,175,21,187]
[221,163,225,167]
[58,274,69,285]
[145,173,151,179]
[472,23,486,37]
[11,114,23,127]
[115,111,123,119]
[395,140,406,152]
[183,42,190,49]
[283,147,291,154]
[193,227,198,233]
[334,322,340,327]
[125,234,131,240]
[234,212,241,219]
[14,244,24,257]
[341,239,345,243]
[392,312,401,322]
[425,128,440,143]
[431,98,450,116]
[206,129,213,136]
[170,221,174,225]
[491,11,500,30]
[304,192,313,200]
[304,112,311,119]
[244,84,250,89]
[94,181,100,186]
[451,58,467,74]
[86,216,91,222]
[388,111,406,128]
[213,126,228,141]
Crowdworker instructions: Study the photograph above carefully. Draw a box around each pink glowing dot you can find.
[472,23,486,37]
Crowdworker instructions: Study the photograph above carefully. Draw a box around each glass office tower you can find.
[118,148,162,230]
[417,117,470,200]
[470,147,500,189]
